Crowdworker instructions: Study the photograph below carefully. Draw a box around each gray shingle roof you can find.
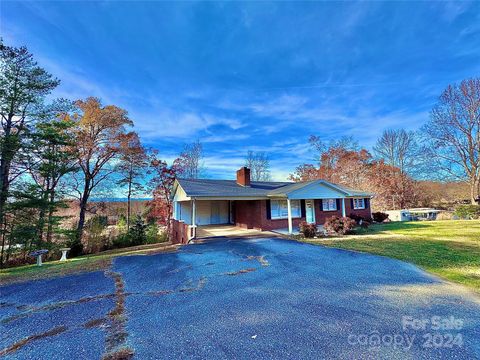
[176,178,373,198]
[176,178,292,197]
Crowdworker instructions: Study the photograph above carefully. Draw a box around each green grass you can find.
[305,220,480,293]
[0,242,177,285]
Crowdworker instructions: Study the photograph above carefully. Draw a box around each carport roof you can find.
[175,178,372,199]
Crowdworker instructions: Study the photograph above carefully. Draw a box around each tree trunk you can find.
[76,178,91,242]
[471,178,478,205]
[0,148,12,247]
[35,185,50,248]
[127,175,132,230]
[0,218,7,268]
[46,189,56,244]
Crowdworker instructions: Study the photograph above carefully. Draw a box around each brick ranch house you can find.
[171,167,373,243]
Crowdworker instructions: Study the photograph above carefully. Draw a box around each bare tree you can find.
[309,135,359,164]
[373,129,420,176]
[174,140,203,179]
[117,132,147,229]
[245,151,271,181]
[423,78,480,204]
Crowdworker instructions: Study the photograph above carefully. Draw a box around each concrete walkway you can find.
[196,224,266,239]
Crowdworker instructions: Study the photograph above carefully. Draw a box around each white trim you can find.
[270,199,301,219]
[287,199,293,234]
[322,198,337,211]
[287,180,347,200]
[353,198,365,210]
[186,196,269,200]
[173,180,191,201]
[192,199,196,238]
[342,198,346,217]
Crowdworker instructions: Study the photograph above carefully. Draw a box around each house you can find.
[171,167,373,243]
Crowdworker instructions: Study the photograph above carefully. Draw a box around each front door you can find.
[305,200,315,224]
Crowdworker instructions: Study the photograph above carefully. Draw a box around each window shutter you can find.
[266,200,271,220]
[364,198,369,208]
[350,198,354,209]
[301,200,306,217]
[336,199,341,211]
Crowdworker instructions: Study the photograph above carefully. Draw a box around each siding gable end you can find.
[287,181,347,199]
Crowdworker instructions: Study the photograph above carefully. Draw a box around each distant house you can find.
[385,208,441,222]
[171,167,373,243]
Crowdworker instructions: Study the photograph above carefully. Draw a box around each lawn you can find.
[309,220,480,293]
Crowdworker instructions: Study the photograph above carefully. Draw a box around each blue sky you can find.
[2,1,480,181]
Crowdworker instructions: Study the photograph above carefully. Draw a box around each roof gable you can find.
[286,180,347,199]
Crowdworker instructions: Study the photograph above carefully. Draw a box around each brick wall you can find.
[234,200,305,231]
[171,219,191,244]
[234,198,372,231]
[313,199,343,224]
[345,198,372,220]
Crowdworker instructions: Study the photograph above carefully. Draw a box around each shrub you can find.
[145,224,168,244]
[69,240,84,257]
[299,221,317,238]
[348,214,372,224]
[84,215,109,253]
[436,211,453,220]
[372,212,389,223]
[112,233,132,249]
[324,216,356,235]
[127,216,147,245]
[360,220,371,228]
[454,205,480,220]
[112,216,147,249]
[117,215,127,234]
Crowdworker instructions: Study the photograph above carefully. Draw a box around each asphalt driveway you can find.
[1,238,479,359]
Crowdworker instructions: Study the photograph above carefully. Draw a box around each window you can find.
[322,199,337,211]
[353,198,365,209]
[270,200,301,219]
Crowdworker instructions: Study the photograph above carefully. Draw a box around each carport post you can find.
[287,199,293,234]
[192,198,196,238]
[342,198,346,217]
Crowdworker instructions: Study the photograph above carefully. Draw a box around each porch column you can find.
[287,199,293,234]
[342,198,346,217]
[192,198,196,239]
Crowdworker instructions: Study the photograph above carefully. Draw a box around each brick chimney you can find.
[236,167,251,187]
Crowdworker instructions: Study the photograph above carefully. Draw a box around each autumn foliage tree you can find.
[70,97,133,254]
[148,153,178,238]
[289,137,418,210]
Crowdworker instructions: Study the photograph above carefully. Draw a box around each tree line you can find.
[1,40,479,265]
[288,77,480,210]
[0,42,208,266]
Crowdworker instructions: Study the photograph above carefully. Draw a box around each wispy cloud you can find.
[3,0,479,181]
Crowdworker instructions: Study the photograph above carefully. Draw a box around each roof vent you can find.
[236,167,251,187]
